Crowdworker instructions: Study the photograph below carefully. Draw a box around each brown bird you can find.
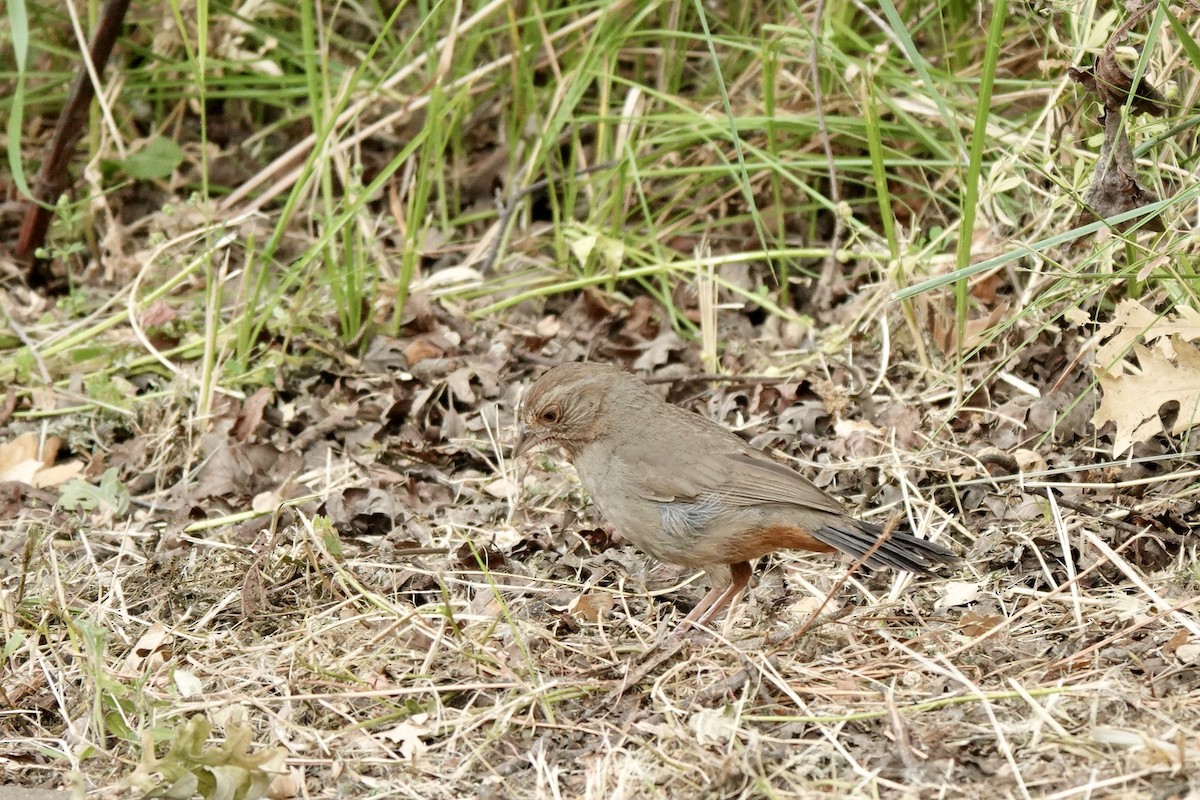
[515,362,957,629]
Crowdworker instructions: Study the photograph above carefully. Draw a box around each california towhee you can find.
[516,362,957,629]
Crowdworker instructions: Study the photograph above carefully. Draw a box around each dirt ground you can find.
[3,275,1200,799]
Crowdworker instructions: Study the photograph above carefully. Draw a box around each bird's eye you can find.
[540,407,560,424]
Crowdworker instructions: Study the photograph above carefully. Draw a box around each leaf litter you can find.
[5,268,1200,798]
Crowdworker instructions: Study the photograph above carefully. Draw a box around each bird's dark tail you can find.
[812,520,957,575]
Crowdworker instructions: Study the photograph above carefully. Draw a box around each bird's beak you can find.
[514,423,536,459]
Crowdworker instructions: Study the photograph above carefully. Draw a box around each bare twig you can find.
[15,0,133,280]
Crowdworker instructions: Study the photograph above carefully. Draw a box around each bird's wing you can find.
[628,420,846,516]
[717,452,847,514]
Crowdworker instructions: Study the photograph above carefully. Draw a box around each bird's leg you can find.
[675,561,752,634]
[696,561,752,627]
[678,585,724,628]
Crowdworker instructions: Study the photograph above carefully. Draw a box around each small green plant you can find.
[58,468,131,516]
[104,136,186,181]
[128,715,286,800]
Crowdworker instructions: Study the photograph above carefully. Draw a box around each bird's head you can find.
[514,362,625,460]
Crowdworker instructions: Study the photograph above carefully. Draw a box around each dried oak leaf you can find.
[1092,337,1200,456]
[1095,299,1200,368]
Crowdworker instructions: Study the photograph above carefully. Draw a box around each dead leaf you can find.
[32,461,84,488]
[1012,448,1046,474]
[323,487,403,536]
[568,592,614,622]
[377,713,429,759]
[0,433,49,478]
[267,769,303,799]
[194,434,300,500]
[535,315,561,337]
[242,563,265,618]
[456,541,506,570]
[141,299,178,328]
[1095,300,1200,370]
[960,610,1005,637]
[405,333,456,366]
[31,387,58,413]
[936,580,982,611]
[0,432,81,487]
[930,301,1011,355]
[1176,643,1200,664]
[833,418,884,438]
[483,476,516,499]
[1092,338,1200,456]
[173,669,204,698]
[1069,53,1165,118]
[233,387,273,442]
[361,335,412,374]
[0,387,16,427]
[1163,629,1190,657]
[123,622,174,675]
[1068,5,1167,233]
[632,327,685,370]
